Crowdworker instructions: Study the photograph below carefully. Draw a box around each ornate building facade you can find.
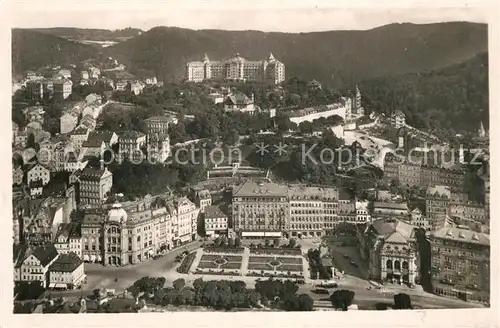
[186,53,285,84]
[429,226,489,304]
[80,195,200,266]
[357,218,418,286]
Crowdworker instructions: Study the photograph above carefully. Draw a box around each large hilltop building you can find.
[185,53,285,84]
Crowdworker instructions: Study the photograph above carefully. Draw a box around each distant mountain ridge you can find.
[12,29,99,75]
[32,27,143,41]
[12,22,487,87]
[106,22,487,86]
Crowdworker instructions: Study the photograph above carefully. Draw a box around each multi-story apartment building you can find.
[390,110,406,128]
[70,127,90,150]
[398,163,421,187]
[186,53,285,84]
[232,181,290,239]
[53,79,73,99]
[357,218,418,286]
[26,81,44,101]
[195,189,212,213]
[14,244,59,288]
[48,252,86,289]
[449,202,488,225]
[288,185,339,238]
[409,207,431,231]
[144,116,172,162]
[355,201,371,224]
[337,188,356,224]
[118,131,147,161]
[26,163,51,186]
[425,185,451,225]
[372,202,409,219]
[429,226,490,304]
[80,194,199,266]
[232,182,348,238]
[144,116,172,136]
[204,205,228,237]
[78,167,113,206]
[60,113,79,134]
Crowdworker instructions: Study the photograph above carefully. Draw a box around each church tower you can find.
[478,120,486,138]
[203,53,211,80]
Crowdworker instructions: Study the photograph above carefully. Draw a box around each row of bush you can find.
[203,246,245,254]
[177,252,196,273]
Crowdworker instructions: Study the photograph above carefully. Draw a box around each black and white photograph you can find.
[7,0,495,320]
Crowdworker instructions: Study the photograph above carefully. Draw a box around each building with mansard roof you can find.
[186,52,285,84]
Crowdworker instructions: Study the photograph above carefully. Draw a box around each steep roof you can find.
[80,167,108,181]
[49,252,83,272]
[32,244,58,267]
[226,93,252,105]
[204,205,227,219]
[370,218,415,239]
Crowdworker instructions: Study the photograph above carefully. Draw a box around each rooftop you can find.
[49,252,83,272]
[233,181,288,197]
[32,244,59,267]
[369,217,415,240]
[226,93,253,106]
[430,226,489,246]
[204,205,227,219]
[373,202,408,210]
[80,167,109,182]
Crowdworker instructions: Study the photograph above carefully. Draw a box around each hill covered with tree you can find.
[12,29,99,74]
[33,27,143,41]
[359,52,489,134]
[106,22,487,86]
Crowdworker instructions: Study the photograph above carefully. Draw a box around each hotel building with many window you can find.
[185,53,285,84]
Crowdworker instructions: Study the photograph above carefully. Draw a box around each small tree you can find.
[289,238,296,248]
[330,289,355,311]
[273,239,280,247]
[227,237,234,248]
[173,278,186,291]
[393,293,413,309]
[234,237,241,247]
[265,239,270,247]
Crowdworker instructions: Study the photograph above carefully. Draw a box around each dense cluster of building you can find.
[185,53,285,84]
[14,64,159,100]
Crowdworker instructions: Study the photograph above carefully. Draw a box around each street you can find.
[49,241,202,298]
[46,239,485,310]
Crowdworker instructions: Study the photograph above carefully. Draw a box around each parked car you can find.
[316,280,338,288]
[312,288,330,295]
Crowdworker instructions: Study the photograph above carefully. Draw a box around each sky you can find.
[7,1,489,32]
